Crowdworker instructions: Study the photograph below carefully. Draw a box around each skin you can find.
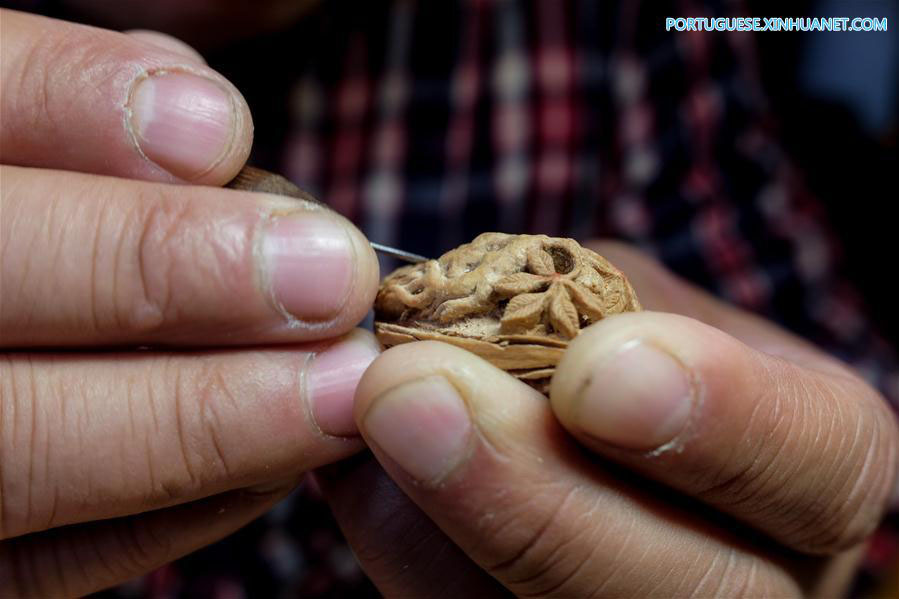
[319,242,899,597]
[0,9,380,597]
[1,5,897,597]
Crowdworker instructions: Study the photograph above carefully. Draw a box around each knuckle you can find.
[192,361,240,481]
[692,370,791,510]
[165,359,237,492]
[120,189,253,337]
[123,192,189,335]
[138,358,200,505]
[139,357,242,508]
[131,360,187,505]
[808,390,899,552]
[694,361,899,553]
[690,364,814,540]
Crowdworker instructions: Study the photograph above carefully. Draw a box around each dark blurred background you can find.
[750,0,898,345]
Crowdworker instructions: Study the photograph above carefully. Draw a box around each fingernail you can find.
[362,376,472,484]
[262,212,354,320]
[128,71,235,179]
[307,334,380,437]
[575,340,693,450]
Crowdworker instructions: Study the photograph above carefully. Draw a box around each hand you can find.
[319,241,898,597]
[0,10,379,596]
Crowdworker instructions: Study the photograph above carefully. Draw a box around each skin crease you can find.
[320,458,868,598]
[1,6,896,597]
[0,167,379,346]
[316,242,898,598]
[0,11,254,184]
[0,9,380,596]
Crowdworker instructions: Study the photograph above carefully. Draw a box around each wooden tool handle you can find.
[226,166,325,207]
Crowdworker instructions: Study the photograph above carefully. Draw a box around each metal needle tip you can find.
[370,242,429,264]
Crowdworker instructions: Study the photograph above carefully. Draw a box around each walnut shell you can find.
[374,233,642,393]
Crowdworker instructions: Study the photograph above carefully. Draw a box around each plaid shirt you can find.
[94,0,899,597]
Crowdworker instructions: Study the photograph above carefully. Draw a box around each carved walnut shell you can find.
[374,233,642,393]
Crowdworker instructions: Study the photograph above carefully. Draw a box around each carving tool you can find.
[227,166,428,264]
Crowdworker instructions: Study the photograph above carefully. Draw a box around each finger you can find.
[0,10,251,184]
[0,329,378,538]
[1,480,293,598]
[316,455,511,599]
[586,241,840,370]
[353,341,804,596]
[125,30,207,64]
[551,311,899,554]
[0,166,379,347]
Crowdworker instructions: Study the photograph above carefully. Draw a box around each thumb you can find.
[587,240,836,366]
[550,310,899,554]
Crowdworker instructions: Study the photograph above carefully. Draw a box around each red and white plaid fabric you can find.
[94,1,899,596]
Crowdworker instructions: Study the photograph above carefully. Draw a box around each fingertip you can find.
[342,214,381,327]
[353,341,449,421]
[353,341,548,485]
[553,311,899,554]
[0,12,253,183]
[551,312,715,451]
[306,328,381,438]
[118,27,255,185]
[126,67,254,185]
[355,340,546,413]
[361,374,474,485]
[258,203,378,332]
[352,343,475,485]
[195,75,254,185]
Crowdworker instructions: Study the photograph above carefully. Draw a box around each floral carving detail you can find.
[374,233,641,393]
[495,244,608,339]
